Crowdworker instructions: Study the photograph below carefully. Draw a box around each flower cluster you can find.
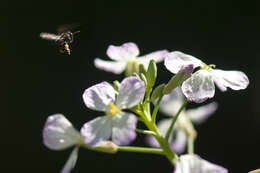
[42,42,249,173]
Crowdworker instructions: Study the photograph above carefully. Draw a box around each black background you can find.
[3,0,260,172]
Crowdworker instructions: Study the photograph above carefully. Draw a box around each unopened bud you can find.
[94,141,118,154]
[163,64,194,95]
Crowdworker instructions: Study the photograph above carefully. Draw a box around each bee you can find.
[40,24,80,55]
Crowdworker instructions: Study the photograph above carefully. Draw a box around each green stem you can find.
[152,95,163,123]
[165,99,188,142]
[187,136,194,154]
[136,129,156,136]
[118,146,164,155]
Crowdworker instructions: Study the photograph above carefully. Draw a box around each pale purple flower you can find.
[147,87,217,154]
[81,77,145,146]
[174,154,228,173]
[165,51,249,103]
[94,42,168,74]
[43,114,83,173]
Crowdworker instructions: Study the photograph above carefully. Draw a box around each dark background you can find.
[3,0,260,172]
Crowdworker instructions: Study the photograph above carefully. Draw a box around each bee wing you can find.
[57,23,80,34]
[40,32,60,41]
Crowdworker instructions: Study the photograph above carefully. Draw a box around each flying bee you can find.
[40,24,80,55]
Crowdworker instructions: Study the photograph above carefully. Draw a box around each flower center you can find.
[201,63,216,71]
[106,103,121,117]
[125,60,139,76]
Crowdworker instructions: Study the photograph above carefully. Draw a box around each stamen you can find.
[201,63,216,71]
[106,103,121,117]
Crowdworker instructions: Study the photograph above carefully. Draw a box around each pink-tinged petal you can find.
[116,77,145,109]
[211,69,249,91]
[43,114,81,150]
[186,102,218,124]
[106,42,140,61]
[61,147,79,173]
[165,51,204,74]
[146,135,160,148]
[83,82,115,112]
[174,154,228,173]
[112,112,137,145]
[182,70,215,103]
[80,116,113,146]
[94,58,127,74]
[138,50,169,68]
[170,130,187,154]
[159,87,184,116]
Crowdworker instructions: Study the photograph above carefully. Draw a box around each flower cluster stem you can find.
[165,99,188,141]
[117,146,164,155]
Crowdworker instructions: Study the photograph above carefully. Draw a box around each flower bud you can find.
[163,64,194,95]
[151,84,165,101]
[94,141,118,154]
[146,60,157,87]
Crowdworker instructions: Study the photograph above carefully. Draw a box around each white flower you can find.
[165,51,249,103]
[43,114,83,173]
[147,87,217,154]
[94,42,168,75]
[174,154,228,173]
[80,77,145,146]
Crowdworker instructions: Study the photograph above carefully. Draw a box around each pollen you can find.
[106,103,121,117]
[201,63,216,71]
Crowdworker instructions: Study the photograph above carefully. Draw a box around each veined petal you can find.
[116,77,145,109]
[174,154,228,173]
[138,50,169,68]
[186,102,218,124]
[61,147,79,173]
[182,70,215,103]
[159,87,184,116]
[83,82,115,112]
[106,42,139,61]
[165,51,204,74]
[43,114,81,150]
[170,130,187,154]
[80,116,113,146]
[111,112,137,145]
[94,58,127,74]
[211,69,249,91]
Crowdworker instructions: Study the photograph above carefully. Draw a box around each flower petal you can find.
[83,82,115,112]
[138,50,169,68]
[170,130,187,154]
[211,69,249,91]
[174,154,228,173]
[43,114,81,150]
[182,70,215,103]
[116,77,145,109]
[80,116,113,146]
[159,87,184,116]
[94,58,127,74]
[61,147,79,173]
[111,112,137,145]
[186,102,218,124]
[165,51,204,74]
[107,42,139,61]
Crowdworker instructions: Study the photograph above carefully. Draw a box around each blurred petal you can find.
[174,154,228,173]
[43,114,81,150]
[116,77,145,109]
[186,102,218,124]
[107,42,139,61]
[146,135,160,148]
[170,130,187,154]
[138,50,169,68]
[83,82,115,112]
[80,116,113,146]
[182,70,215,103]
[61,147,79,173]
[112,112,137,145]
[94,58,126,74]
[211,69,249,91]
[165,51,203,74]
[159,87,184,116]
